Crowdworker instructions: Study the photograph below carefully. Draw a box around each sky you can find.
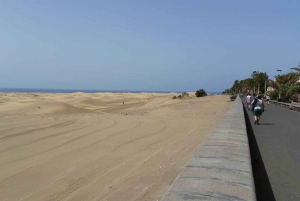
[1,1,299,92]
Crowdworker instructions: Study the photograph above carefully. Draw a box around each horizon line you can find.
[0,87,221,94]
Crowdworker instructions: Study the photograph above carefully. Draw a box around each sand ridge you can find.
[1,100,94,115]
[0,92,232,201]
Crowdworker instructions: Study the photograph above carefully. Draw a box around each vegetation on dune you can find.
[172,92,189,99]
[195,89,207,97]
[182,92,189,97]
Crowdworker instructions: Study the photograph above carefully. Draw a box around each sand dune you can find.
[76,97,107,106]
[63,97,108,107]
[0,100,93,115]
[0,92,231,201]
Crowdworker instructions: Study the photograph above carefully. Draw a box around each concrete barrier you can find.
[161,97,256,201]
[269,100,300,112]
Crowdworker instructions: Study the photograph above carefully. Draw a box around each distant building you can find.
[267,86,275,92]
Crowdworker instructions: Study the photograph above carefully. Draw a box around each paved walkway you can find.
[243,99,300,201]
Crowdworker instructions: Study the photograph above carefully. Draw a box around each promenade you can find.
[243,99,300,201]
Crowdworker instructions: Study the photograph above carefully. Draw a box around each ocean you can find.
[0,88,221,94]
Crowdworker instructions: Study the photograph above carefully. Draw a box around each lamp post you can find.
[277,70,282,100]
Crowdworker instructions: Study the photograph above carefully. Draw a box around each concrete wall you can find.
[161,97,256,201]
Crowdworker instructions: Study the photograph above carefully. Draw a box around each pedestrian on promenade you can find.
[246,93,252,110]
[266,95,270,105]
[251,95,264,125]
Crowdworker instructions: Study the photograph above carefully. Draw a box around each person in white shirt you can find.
[251,95,264,125]
[266,95,270,105]
[246,93,252,110]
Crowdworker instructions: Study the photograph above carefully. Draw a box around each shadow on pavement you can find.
[259,123,275,125]
[243,105,276,201]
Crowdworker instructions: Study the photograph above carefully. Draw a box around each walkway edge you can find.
[161,97,256,201]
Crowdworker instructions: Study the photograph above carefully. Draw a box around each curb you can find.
[161,97,256,201]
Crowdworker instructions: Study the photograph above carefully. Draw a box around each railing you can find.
[269,100,300,112]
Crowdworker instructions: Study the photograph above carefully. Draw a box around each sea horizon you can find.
[0,87,221,94]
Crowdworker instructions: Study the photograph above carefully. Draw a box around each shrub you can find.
[195,89,207,97]
[182,92,189,97]
[177,95,182,99]
[285,84,300,101]
[172,96,177,99]
[269,91,278,100]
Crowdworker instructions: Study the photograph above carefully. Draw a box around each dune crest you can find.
[3,100,93,115]
[74,97,107,106]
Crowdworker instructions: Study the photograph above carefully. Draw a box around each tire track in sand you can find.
[37,120,167,201]
[15,118,144,201]
[94,125,197,201]
[0,116,55,135]
[0,115,102,153]
[0,117,117,166]
[0,119,76,141]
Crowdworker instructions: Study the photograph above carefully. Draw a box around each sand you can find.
[0,92,232,201]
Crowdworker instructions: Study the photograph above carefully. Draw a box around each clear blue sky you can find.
[1,1,299,92]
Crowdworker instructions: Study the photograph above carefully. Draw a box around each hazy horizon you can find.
[0,87,223,94]
[1,1,300,92]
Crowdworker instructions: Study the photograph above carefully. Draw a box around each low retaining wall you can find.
[269,100,300,112]
[161,97,256,201]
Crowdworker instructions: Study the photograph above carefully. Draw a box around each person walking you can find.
[266,95,270,105]
[251,95,264,125]
[246,93,252,110]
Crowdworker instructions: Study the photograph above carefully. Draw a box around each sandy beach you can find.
[0,92,231,201]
